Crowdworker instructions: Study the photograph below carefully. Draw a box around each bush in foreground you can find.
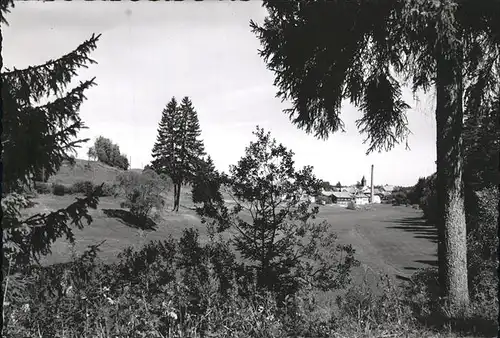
[3,228,498,338]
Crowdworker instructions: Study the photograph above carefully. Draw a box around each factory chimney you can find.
[370,164,374,203]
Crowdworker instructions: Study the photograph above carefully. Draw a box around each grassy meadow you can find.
[29,160,439,285]
[8,159,496,338]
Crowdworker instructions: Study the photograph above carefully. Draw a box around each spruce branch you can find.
[2,34,101,105]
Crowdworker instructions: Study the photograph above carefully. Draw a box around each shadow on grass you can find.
[384,216,438,244]
[102,209,157,231]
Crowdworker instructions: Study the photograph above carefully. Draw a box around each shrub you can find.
[466,186,498,316]
[116,169,170,220]
[391,190,409,206]
[100,182,116,197]
[34,181,51,194]
[419,173,437,225]
[71,180,94,195]
[315,195,331,205]
[52,183,71,196]
[347,200,357,210]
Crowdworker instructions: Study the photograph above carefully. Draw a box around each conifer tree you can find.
[181,96,205,179]
[191,155,223,209]
[2,0,104,304]
[151,96,205,212]
[151,97,180,209]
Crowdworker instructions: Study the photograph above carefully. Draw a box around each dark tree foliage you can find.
[191,156,224,213]
[407,177,427,205]
[319,180,334,191]
[2,31,103,259]
[151,96,205,212]
[2,34,100,192]
[89,136,129,170]
[151,98,178,177]
[0,0,14,25]
[463,92,500,191]
[2,2,104,307]
[250,0,500,314]
[179,97,205,183]
[198,127,358,299]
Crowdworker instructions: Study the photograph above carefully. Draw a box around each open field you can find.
[28,195,437,287]
[30,159,437,285]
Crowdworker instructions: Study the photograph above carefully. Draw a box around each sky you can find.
[2,1,438,187]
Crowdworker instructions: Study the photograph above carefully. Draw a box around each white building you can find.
[353,193,370,205]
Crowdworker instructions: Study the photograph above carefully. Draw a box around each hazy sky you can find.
[3,1,437,187]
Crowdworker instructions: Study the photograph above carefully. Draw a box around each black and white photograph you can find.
[1,1,498,337]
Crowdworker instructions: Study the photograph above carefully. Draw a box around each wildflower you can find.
[257,305,264,313]
[103,286,110,292]
[106,296,115,305]
[167,311,178,320]
[65,285,74,297]
[10,312,18,324]
[22,303,30,313]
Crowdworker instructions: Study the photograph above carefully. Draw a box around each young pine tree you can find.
[191,155,224,218]
[199,127,358,299]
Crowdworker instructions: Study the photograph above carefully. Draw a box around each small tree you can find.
[92,136,129,170]
[335,182,342,189]
[199,127,358,298]
[87,146,97,161]
[191,156,223,206]
[319,180,333,191]
[116,169,171,220]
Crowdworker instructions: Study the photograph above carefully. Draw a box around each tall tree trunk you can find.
[172,184,179,212]
[173,182,181,212]
[435,44,469,316]
[176,183,181,212]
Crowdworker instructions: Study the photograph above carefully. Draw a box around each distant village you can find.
[317,183,395,207]
[307,165,396,207]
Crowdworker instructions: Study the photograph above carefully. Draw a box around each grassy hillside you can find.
[48,159,142,186]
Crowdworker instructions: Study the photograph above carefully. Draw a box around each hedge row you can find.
[34,181,117,197]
